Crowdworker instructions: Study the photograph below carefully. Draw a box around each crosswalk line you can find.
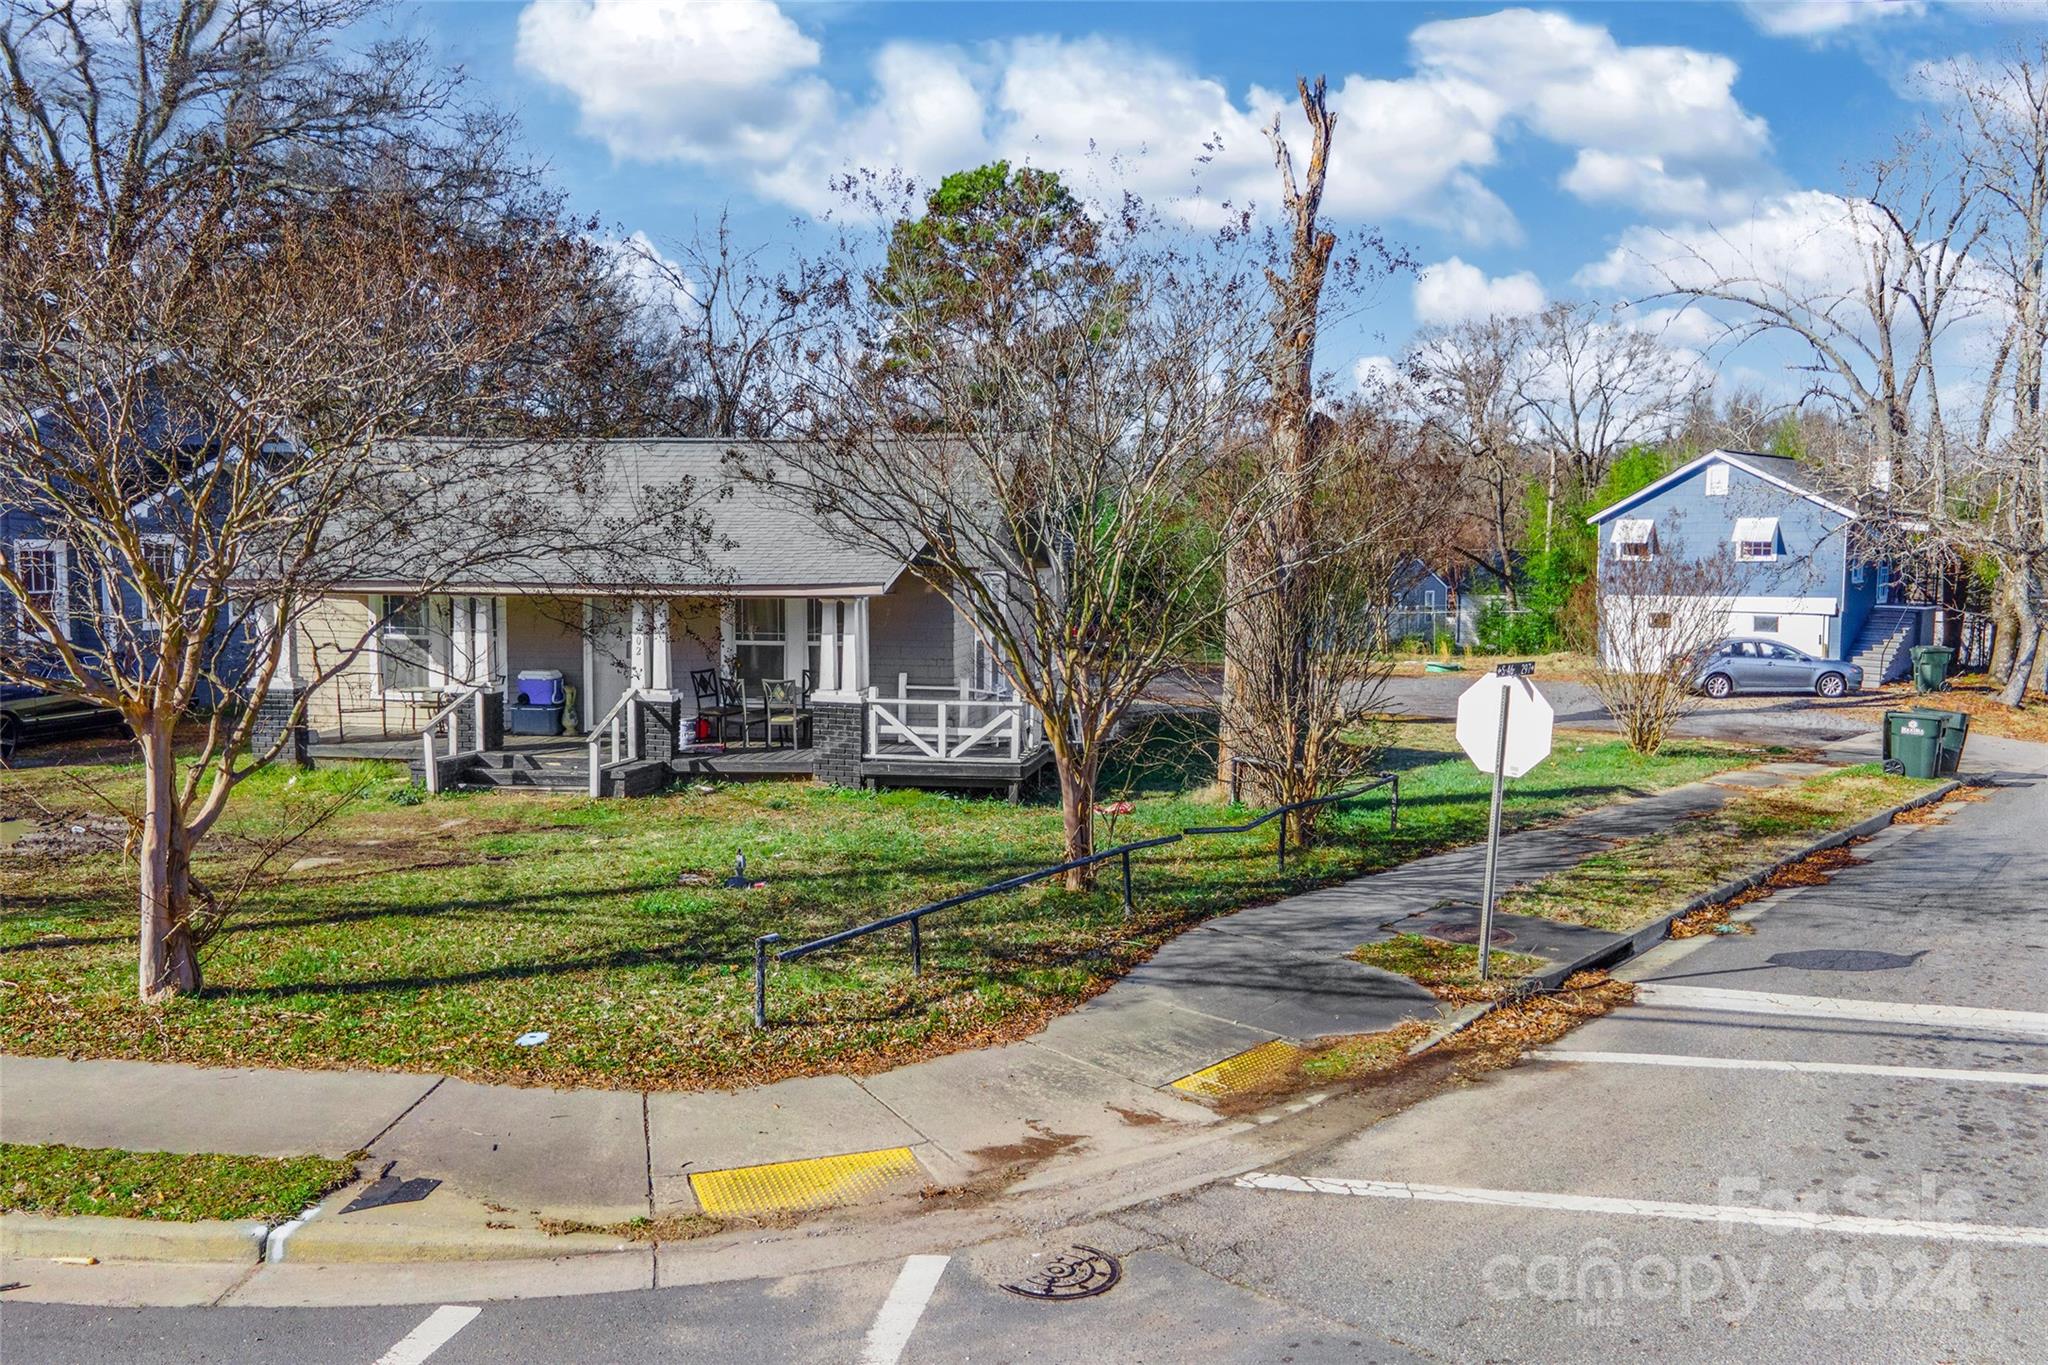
[859,1255,950,1365]
[373,1305,481,1365]
[1528,1049,2048,1087]
[1233,1174,2048,1246]
[1634,983,2048,1037]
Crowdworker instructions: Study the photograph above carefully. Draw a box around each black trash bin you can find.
[506,669,567,736]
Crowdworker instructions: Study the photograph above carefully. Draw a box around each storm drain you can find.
[688,1146,923,1216]
[1001,1245,1122,1300]
[1169,1039,1306,1099]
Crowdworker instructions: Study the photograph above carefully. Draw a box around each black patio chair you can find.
[760,678,810,749]
[690,668,744,743]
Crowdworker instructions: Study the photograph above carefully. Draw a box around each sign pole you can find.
[1477,683,1511,981]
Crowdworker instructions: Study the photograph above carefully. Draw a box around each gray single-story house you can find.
[276,439,1048,797]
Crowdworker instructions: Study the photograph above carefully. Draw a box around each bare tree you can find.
[775,169,1271,885]
[1586,545,1739,754]
[1516,301,1701,549]
[1404,315,1532,606]
[1219,406,1456,826]
[0,0,701,999]
[620,211,832,437]
[1938,43,2048,704]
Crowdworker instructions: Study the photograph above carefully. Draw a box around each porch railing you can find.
[864,688,1043,762]
[586,688,651,798]
[418,684,492,796]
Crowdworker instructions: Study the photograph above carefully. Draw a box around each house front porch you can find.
[291,586,1052,798]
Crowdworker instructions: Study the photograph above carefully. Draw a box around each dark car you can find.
[0,684,127,763]
[1693,639,1863,700]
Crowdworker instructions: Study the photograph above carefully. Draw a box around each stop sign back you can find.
[1456,674,1554,778]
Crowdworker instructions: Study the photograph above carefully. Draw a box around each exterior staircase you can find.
[446,749,591,792]
[1849,606,1922,685]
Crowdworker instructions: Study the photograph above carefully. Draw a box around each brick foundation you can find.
[251,685,310,768]
[810,699,865,788]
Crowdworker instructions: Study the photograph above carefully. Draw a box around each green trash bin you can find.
[1911,645,1954,693]
[1883,710,1944,779]
[1907,706,1970,774]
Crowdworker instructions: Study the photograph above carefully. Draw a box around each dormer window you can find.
[1733,517,1781,561]
[1705,464,1729,497]
[1612,519,1656,560]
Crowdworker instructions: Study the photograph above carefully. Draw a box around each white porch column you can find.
[649,601,672,693]
[628,599,651,689]
[811,597,869,700]
[782,597,807,684]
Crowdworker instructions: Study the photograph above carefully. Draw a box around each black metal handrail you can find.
[751,771,1398,1028]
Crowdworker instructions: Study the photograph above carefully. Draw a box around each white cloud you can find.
[1741,1,1926,38]
[516,0,830,166]
[1412,9,1778,218]
[1352,354,1405,395]
[517,1,1779,235]
[1576,189,1874,295]
[1413,257,1546,325]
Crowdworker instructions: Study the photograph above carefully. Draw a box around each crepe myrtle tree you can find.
[0,0,711,1000]
[1583,528,1742,755]
[771,167,1276,887]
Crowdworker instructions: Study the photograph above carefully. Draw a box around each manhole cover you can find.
[1427,921,1516,947]
[1767,949,1928,973]
[1000,1245,1122,1301]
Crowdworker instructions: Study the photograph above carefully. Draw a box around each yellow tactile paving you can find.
[688,1146,924,1216]
[1169,1039,1308,1099]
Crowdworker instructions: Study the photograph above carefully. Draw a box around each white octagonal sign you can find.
[1456,674,1555,778]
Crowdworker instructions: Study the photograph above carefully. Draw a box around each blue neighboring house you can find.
[1586,448,1930,681]
[3,371,251,706]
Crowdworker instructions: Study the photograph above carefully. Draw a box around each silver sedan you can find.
[1694,639,1864,699]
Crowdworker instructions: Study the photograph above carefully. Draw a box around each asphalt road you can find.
[7,734,2042,1364]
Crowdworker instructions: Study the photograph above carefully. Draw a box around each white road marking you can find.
[1233,1174,2048,1247]
[1529,1049,2048,1088]
[858,1254,950,1365]
[373,1305,482,1365]
[1635,983,2048,1037]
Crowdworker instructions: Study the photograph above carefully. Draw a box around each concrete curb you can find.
[0,1211,267,1265]
[274,1218,637,1264]
[1407,777,1965,1057]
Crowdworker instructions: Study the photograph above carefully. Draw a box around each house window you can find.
[1753,615,1780,633]
[1422,588,1440,610]
[139,536,179,585]
[11,540,67,639]
[135,536,181,634]
[1648,612,1673,630]
[1732,516,1780,562]
[733,598,785,684]
[377,596,435,692]
[1612,519,1656,560]
[1705,464,1729,497]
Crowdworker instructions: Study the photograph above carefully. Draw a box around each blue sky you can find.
[404,1,2039,378]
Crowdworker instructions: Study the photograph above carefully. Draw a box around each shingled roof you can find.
[316,439,917,596]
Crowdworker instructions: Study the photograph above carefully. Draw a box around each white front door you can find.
[583,600,632,732]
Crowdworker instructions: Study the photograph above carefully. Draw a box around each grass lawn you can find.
[0,1142,354,1222]
[1351,933,1546,995]
[0,718,1763,1091]
[1498,765,1942,935]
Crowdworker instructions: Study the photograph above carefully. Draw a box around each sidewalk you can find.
[3,744,1912,1259]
